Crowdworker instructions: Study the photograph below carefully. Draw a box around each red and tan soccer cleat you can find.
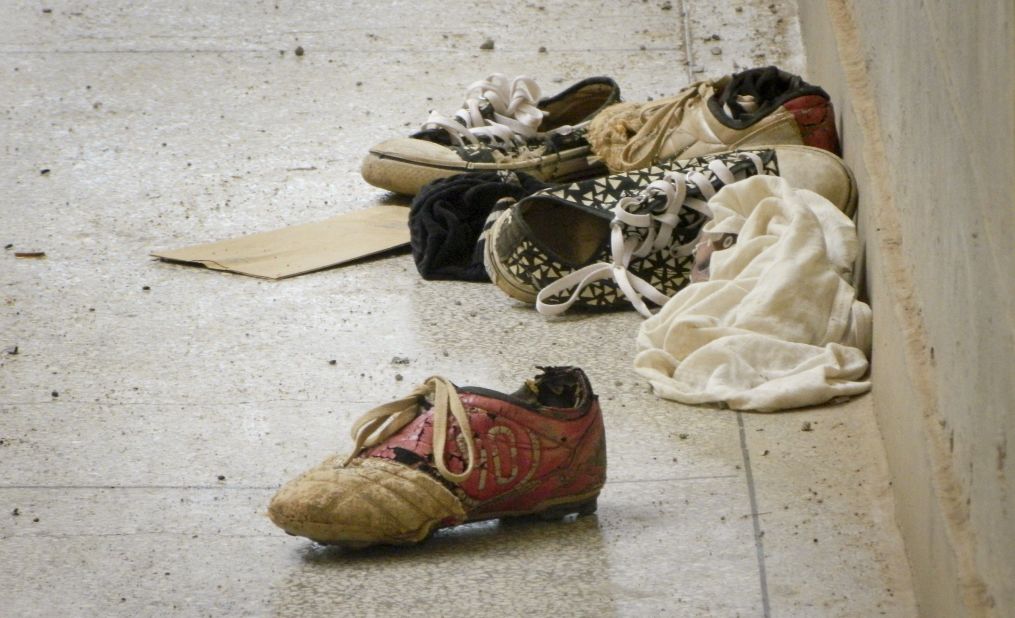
[268,367,606,547]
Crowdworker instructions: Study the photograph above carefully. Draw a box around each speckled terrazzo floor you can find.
[1,1,916,616]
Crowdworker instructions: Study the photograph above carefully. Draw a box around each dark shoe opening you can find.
[521,199,609,265]
[540,79,620,131]
[462,367,595,417]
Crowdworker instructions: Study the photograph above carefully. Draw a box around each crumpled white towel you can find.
[633,175,872,412]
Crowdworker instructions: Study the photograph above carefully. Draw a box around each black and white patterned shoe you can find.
[482,145,856,317]
[361,74,622,196]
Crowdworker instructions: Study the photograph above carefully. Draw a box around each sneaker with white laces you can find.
[587,66,840,173]
[361,74,622,195]
[483,145,856,317]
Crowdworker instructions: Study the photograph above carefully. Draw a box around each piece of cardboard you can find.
[152,205,409,279]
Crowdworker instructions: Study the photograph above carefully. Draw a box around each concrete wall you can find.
[796,0,1015,616]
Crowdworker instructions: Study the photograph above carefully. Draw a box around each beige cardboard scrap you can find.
[152,205,409,279]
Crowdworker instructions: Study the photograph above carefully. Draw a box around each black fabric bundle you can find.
[409,171,549,282]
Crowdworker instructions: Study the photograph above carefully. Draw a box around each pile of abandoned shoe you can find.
[269,66,872,547]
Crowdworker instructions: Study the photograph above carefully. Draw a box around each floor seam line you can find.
[737,412,771,617]
[680,0,695,81]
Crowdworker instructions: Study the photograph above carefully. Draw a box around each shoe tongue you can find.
[531,366,583,408]
[505,367,582,409]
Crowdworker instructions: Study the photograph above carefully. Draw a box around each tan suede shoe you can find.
[588,66,840,172]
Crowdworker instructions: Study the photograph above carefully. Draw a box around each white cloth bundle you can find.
[633,175,872,412]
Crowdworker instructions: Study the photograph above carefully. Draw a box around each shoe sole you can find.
[482,207,541,304]
[298,491,601,548]
[360,154,464,196]
[832,151,858,218]
[361,149,607,196]
[484,493,600,522]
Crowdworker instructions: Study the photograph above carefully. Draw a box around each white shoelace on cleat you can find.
[422,74,548,148]
[343,376,478,484]
[535,153,765,318]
